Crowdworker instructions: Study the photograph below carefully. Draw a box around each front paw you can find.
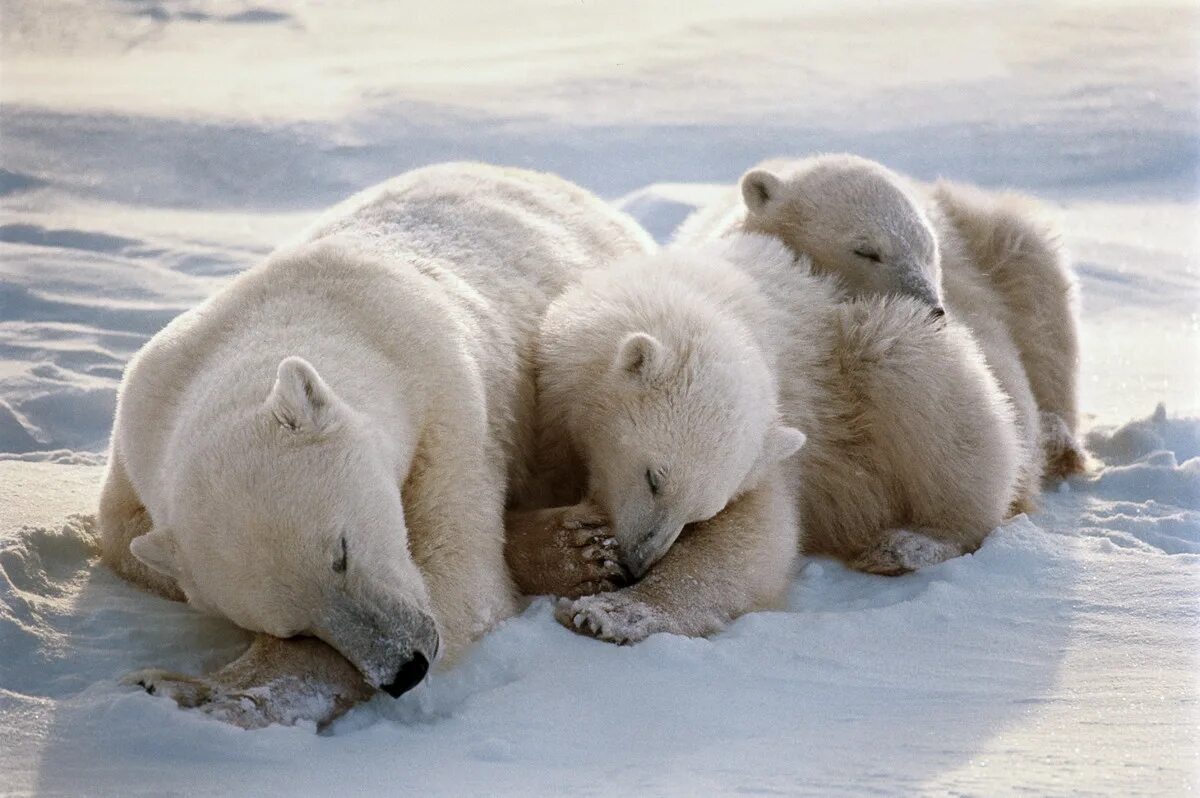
[123,668,215,708]
[555,592,663,645]
[122,667,354,730]
[509,501,627,599]
[123,668,277,729]
[558,508,627,598]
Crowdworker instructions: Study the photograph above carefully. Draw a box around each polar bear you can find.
[98,162,653,727]
[518,233,1020,644]
[676,154,1083,483]
[508,235,809,643]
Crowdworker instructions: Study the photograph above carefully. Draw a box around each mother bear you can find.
[98,162,653,727]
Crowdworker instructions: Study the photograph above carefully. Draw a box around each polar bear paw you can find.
[851,529,963,576]
[555,592,665,645]
[123,668,278,729]
[124,668,216,708]
[123,667,359,730]
[1040,410,1087,479]
[506,502,627,599]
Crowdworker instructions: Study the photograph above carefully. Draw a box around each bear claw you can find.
[506,502,629,599]
[556,593,660,645]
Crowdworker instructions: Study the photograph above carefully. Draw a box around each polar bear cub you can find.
[528,234,1020,644]
[677,154,1083,483]
[515,236,808,643]
[99,162,653,726]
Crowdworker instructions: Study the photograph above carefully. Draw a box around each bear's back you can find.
[302,163,652,332]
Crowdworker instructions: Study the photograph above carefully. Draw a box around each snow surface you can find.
[2,1,1197,795]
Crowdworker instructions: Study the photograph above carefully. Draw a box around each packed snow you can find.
[1,1,1197,795]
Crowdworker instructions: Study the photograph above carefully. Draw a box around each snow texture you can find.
[1,1,1197,795]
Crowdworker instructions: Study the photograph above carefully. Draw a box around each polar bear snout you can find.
[623,519,686,580]
[381,651,430,698]
[316,599,439,695]
[893,266,943,312]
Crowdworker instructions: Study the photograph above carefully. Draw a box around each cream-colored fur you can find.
[931,179,1083,477]
[99,162,653,725]
[677,153,1082,486]
[530,236,808,643]
[542,234,1019,644]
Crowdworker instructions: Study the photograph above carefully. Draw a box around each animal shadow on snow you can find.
[0,515,260,792]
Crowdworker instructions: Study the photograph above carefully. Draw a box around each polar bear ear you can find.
[764,425,806,464]
[741,170,784,214]
[615,332,666,382]
[267,356,339,433]
[130,528,180,580]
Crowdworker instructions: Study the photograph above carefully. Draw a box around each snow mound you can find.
[1075,405,1200,508]
[0,514,251,701]
[1086,403,1200,467]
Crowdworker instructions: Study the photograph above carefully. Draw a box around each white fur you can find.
[535,236,807,579]
[678,153,1082,491]
[931,179,1083,477]
[530,235,807,642]
[717,235,1022,559]
[99,163,654,693]
[548,232,1024,642]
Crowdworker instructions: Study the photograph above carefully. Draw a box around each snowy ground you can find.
[2,1,1198,795]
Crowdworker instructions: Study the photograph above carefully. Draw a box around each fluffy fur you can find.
[99,162,653,725]
[931,179,1084,477]
[676,153,1083,484]
[523,236,809,643]
[537,234,1020,644]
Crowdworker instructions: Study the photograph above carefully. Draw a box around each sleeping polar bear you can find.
[98,162,652,727]
[676,154,1084,485]
[532,234,1021,644]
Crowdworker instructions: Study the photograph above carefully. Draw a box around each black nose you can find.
[381,652,429,698]
[929,306,946,319]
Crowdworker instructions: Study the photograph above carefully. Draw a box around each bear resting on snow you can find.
[98,162,652,727]
[676,153,1084,484]
[537,234,1023,644]
[537,155,1081,645]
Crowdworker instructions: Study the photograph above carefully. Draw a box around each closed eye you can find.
[853,248,882,263]
[332,535,348,574]
[645,469,660,496]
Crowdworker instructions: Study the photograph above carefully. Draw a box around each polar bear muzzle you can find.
[315,598,439,698]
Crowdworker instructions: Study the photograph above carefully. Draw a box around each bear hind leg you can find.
[849,528,968,576]
[97,453,184,602]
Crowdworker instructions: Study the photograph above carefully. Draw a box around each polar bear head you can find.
[739,154,943,312]
[539,258,806,578]
[130,357,437,697]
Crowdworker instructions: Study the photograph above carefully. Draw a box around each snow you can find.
[2,1,1198,794]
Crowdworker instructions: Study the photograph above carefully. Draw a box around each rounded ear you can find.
[267,356,339,433]
[765,426,806,464]
[130,528,180,580]
[615,332,666,382]
[741,169,783,214]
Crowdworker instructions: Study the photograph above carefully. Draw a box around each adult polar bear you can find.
[676,154,1084,485]
[98,162,653,727]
